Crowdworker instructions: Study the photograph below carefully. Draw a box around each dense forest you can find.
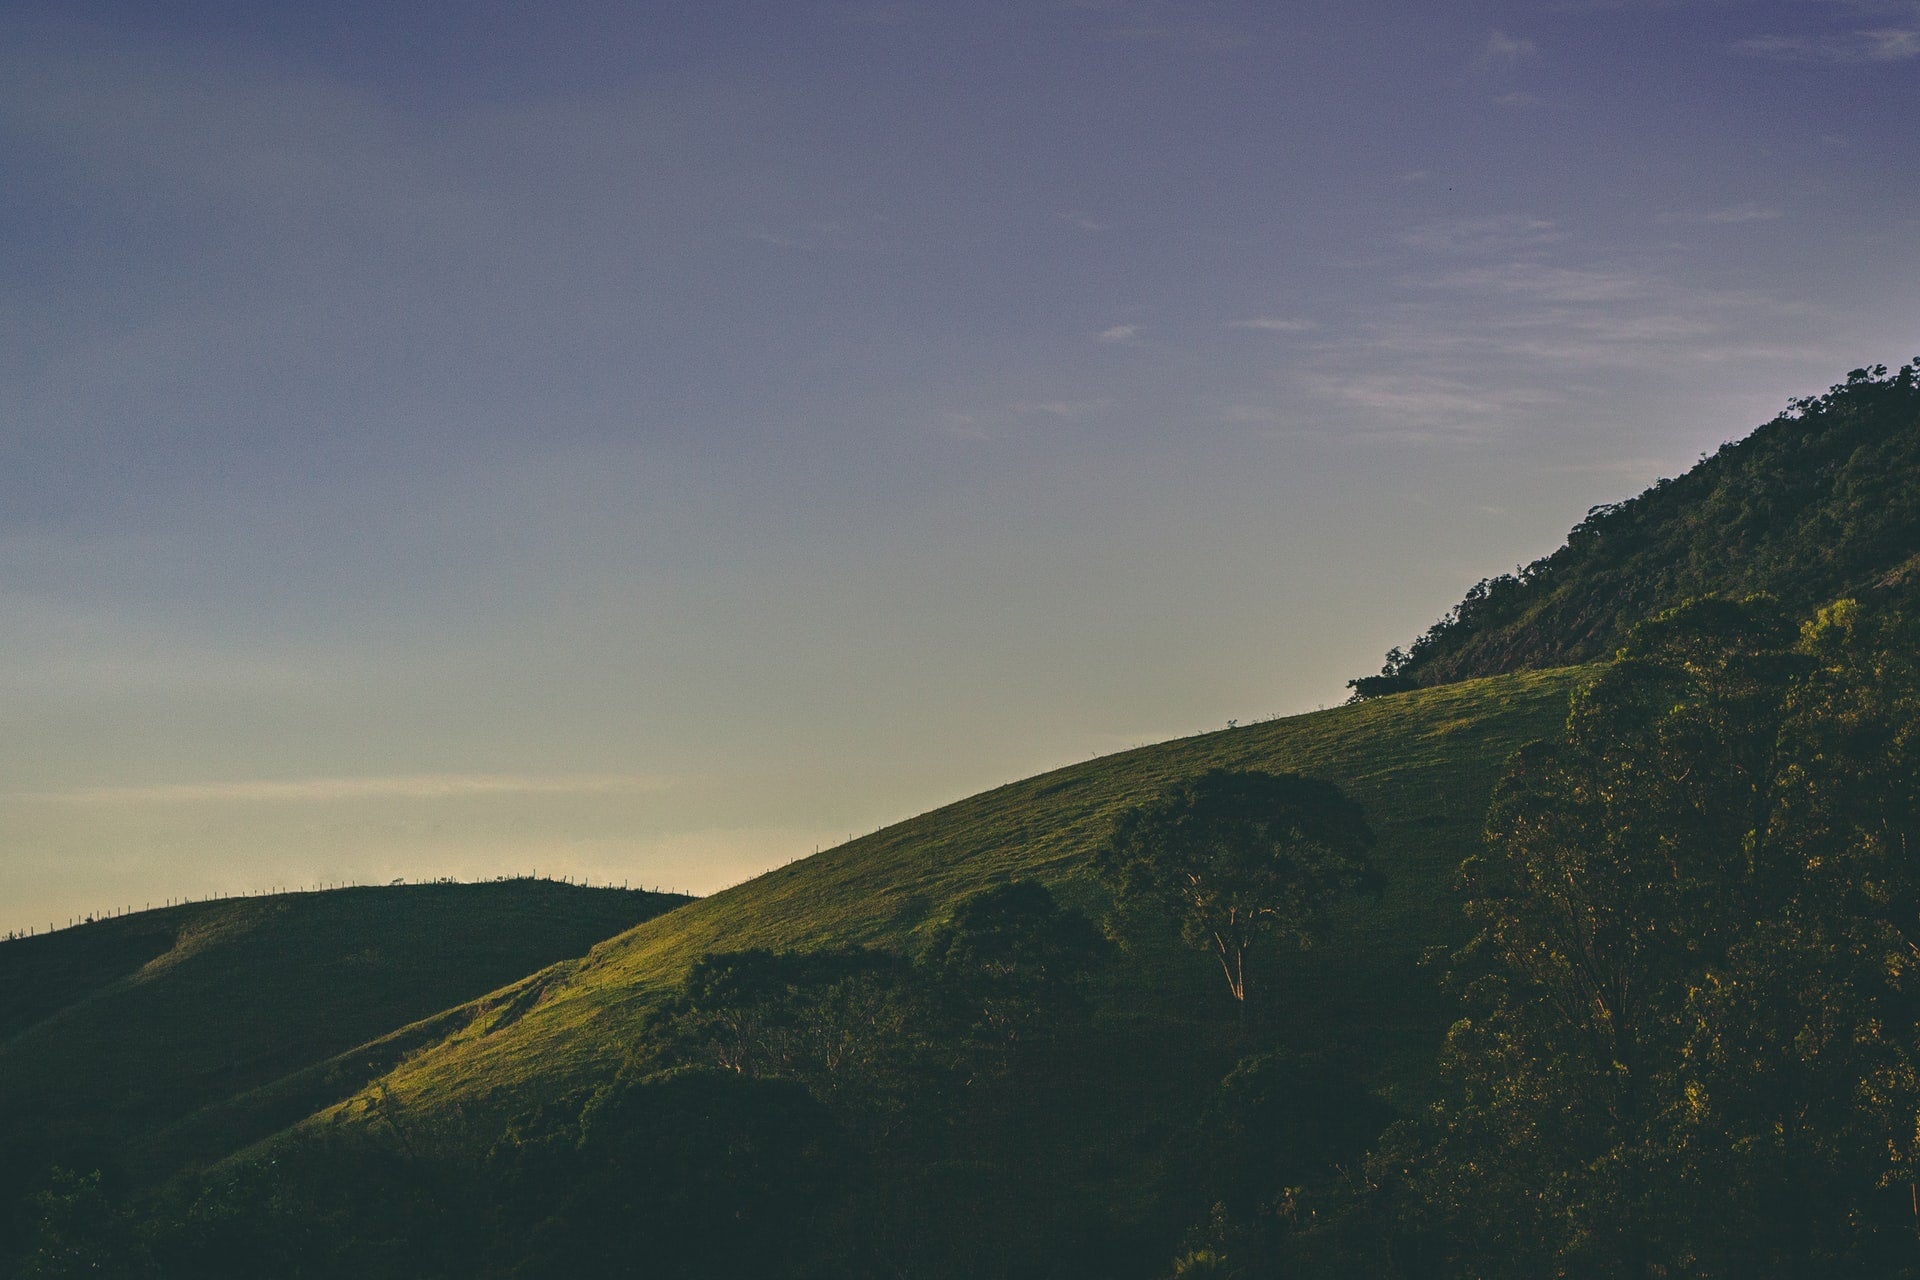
[1351,362,1920,696]
[8,363,1920,1278]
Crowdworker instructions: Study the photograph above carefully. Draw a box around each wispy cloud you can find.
[1227,316,1317,333]
[1012,398,1113,418]
[30,773,679,805]
[1661,202,1784,225]
[1096,323,1142,344]
[1421,262,1649,303]
[1398,214,1562,254]
[1285,206,1847,447]
[1296,371,1562,442]
[1371,269,1821,367]
[1736,26,1920,63]
[1055,210,1111,232]
[1867,25,1920,58]
[1477,30,1539,69]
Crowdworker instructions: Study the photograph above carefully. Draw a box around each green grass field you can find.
[319,666,1588,1149]
[0,880,687,1181]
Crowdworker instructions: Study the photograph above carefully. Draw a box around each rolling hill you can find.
[307,668,1583,1152]
[0,880,688,1187]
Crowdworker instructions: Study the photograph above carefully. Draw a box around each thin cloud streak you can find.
[1398,214,1562,254]
[1419,262,1651,303]
[1055,210,1111,232]
[1297,371,1564,440]
[1479,30,1539,67]
[30,773,680,805]
[1736,26,1920,63]
[1228,317,1318,332]
[1661,203,1785,225]
[1012,399,1114,418]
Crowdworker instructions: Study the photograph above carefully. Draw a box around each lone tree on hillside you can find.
[1094,769,1379,1006]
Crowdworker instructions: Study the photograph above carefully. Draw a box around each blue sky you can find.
[4,0,1918,931]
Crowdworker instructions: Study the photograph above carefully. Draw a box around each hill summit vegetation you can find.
[1351,360,1920,697]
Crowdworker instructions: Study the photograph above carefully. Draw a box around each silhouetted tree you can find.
[1095,770,1379,1006]
[921,879,1108,1072]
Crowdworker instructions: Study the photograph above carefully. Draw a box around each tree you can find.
[543,1068,851,1280]
[14,1168,148,1280]
[921,880,1108,1065]
[1399,594,1920,1277]
[1094,770,1379,1006]
[641,946,915,1109]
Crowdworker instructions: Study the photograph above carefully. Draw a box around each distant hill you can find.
[0,880,688,1184]
[1354,361,1920,694]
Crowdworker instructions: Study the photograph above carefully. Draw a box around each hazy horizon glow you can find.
[5,0,1918,931]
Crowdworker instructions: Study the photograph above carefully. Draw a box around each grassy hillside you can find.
[1361,361,1920,692]
[0,880,688,1183]
[316,666,1586,1149]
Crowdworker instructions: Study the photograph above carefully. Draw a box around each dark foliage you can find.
[1096,770,1381,1005]
[920,879,1112,1073]
[1353,360,1920,694]
[1389,594,1920,1278]
[508,1067,854,1280]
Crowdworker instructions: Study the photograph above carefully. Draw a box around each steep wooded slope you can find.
[1362,362,1920,691]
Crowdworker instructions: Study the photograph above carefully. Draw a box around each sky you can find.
[4,0,1918,933]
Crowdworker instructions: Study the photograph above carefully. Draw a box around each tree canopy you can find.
[1094,769,1379,1006]
[1396,593,1920,1277]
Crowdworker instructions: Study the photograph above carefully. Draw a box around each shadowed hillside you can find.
[0,880,689,1184]
[1355,361,1920,694]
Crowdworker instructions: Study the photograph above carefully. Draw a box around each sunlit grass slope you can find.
[0,881,688,1179]
[340,667,1587,1136]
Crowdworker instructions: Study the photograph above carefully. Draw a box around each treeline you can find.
[4,875,680,945]
[1153,590,1920,1276]
[1383,591,1920,1275]
[1351,360,1920,697]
